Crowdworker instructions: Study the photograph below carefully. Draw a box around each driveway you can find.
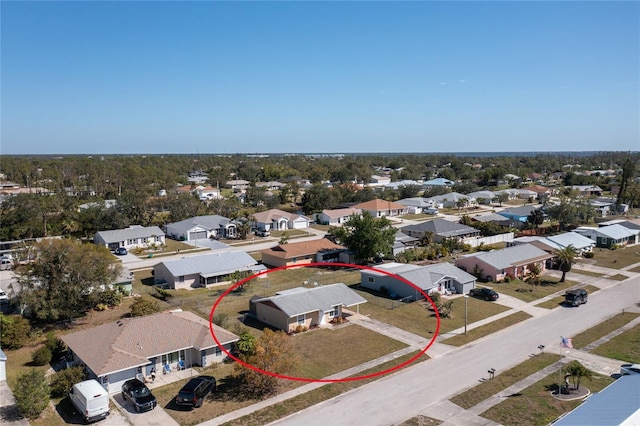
[113,393,179,426]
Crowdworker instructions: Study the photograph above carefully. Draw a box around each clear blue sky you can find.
[1,1,638,155]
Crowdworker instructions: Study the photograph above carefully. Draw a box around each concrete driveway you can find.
[112,393,179,426]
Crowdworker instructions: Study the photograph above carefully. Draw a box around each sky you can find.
[1,1,638,155]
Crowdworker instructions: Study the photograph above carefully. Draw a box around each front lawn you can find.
[442,311,532,346]
[590,246,640,269]
[490,276,579,303]
[571,311,640,349]
[534,284,600,310]
[591,324,640,363]
[480,364,614,426]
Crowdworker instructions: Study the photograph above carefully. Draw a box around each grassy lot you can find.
[442,311,532,346]
[402,213,432,221]
[608,273,630,281]
[629,265,640,273]
[490,276,579,303]
[352,289,511,338]
[569,269,603,278]
[480,363,615,426]
[450,353,562,409]
[591,324,640,363]
[290,325,407,379]
[591,246,640,269]
[398,416,443,426]
[571,312,640,349]
[223,351,427,426]
[534,284,600,310]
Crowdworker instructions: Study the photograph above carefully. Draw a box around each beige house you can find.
[250,283,366,333]
[352,199,408,218]
[260,238,349,268]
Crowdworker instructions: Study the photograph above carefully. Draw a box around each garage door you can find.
[189,231,207,240]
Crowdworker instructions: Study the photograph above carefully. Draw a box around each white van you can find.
[69,379,110,423]
[0,258,12,270]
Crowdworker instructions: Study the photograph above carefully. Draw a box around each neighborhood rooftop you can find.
[160,251,266,277]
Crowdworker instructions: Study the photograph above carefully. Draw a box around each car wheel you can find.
[135,405,141,412]
[195,398,202,408]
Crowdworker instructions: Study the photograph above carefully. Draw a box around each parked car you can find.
[121,378,157,412]
[564,289,587,307]
[175,376,216,408]
[69,379,110,423]
[469,287,499,301]
[620,363,640,375]
[254,229,270,237]
[0,258,12,270]
[0,288,8,303]
[114,247,128,256]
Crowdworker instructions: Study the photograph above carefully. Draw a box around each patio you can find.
[143,367,199,390]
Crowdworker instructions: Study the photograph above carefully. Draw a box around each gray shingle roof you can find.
[461,244,552,270]
[401,219,479,238]
[499,205,541,217]
[256,283,366,317]
[364,262,476,291]
[165,215,232,234]
[95,226,164,244]
[158,251,264,278]
[61,310,238,376]
[546,232,595,250]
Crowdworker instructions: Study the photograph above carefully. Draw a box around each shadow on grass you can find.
[55,397,87,425]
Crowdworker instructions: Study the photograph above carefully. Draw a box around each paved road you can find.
[272,275,640,426]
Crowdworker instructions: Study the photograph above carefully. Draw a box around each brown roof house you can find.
[260,238,351,267]
[249,283,366,333]
[252,208,311,232]
[352,199,408,218]
[61,310,238,394]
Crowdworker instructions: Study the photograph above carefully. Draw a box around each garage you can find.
[189,231,207,240]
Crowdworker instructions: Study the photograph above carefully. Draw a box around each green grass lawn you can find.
[442,311,532,346]
[608,273,630,281]
[629,265,640,273]
[569,269,604,278]
[571,312,640,349]
[490,276,579,303]
[352,289,511,339]
[450,353,562,409]
[591,246,640,269]
[398,416,443,426]
[290,324,407,379]
[591,324,640,363]
[480,363,615,426]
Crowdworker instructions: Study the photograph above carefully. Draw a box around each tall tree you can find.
[555,245,578,283]
[14,369,50,420]
[329,212,396,263]
[16,239,122,322]
[564,362,594,390]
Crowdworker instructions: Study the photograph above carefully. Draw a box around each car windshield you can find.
[133,387,150,397]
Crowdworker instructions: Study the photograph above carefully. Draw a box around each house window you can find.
[368,277,374,283]
[178,276,184,283]
[214,347,222,356]
[329,306,339,318]
[297,314,305,325]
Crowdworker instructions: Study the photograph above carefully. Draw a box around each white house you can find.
[315,208,362,226]
[252,209,311,231]
[94,226,165,251]
[164,215,237,241]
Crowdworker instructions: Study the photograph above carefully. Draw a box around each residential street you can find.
[271,274,640,426]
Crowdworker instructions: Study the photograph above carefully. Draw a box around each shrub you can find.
[213,312,229,328]
[14,369,49,419]
[49,366,87,398]
[98,288,123,307]
[152,286,173,301]
[583,251,594,258]
[0,315,31,349]
[45,332,66,359]
[130,297,161,317]
[31,346,52,366]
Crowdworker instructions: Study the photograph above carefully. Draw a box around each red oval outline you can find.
[209,262,440,383]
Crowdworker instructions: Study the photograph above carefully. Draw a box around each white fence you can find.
[463,232,514,248]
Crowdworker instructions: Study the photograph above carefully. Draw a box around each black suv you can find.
[469,287,499,301]
[564,289,587,306]
[175,376,216,408]
[121,379,157,412]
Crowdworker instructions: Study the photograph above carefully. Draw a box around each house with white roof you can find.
[454,244,554,282]
[361,262,476,298]
[400,219,480,242]
[467,191,496,204]
[315,208,362,226]
[509,232,595,256]
[425,192,475,209]
[573,225,639,248]
[94,226,165,251]
[249,283,366,332]
[154,251,266,289]
[396,197,443,214]
[423,178,454,187]
[252,209,311,231]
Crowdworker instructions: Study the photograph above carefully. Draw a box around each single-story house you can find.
[195,186,222,201]
[61,310,239,394]
[315,208,362,226]
[425,192,475,209]
[454,243,554,282]
[94,226,165,252]
[498,205,543,223]
[260,238,350,268]
[570,185,603,197]
[360,262,476,299]
[249,283,366,332]
[252,209,311,231]
[598,219,640,231]
[369,175,392,186]
[423,178,454,187]
[516,189,538,199]
[392,230,420,256]
[112,266,134,294]
[508,232,595,258]
[164,215,237,241]
[226,179,250,192]
[471,213,520,229]
[396,197,443,214]
[493,189,520,201]
[573,225,639,248]
[400,219,480,242]
[154,251,266,289]
[384,180,423,190]
[256,181,286,191]
[352,199,408,218]
[466,191,496,204]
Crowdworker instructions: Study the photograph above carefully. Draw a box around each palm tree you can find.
[555,245,578,282]
[564,362,594,390]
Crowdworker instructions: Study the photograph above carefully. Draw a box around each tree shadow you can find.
[55,397,86,425]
